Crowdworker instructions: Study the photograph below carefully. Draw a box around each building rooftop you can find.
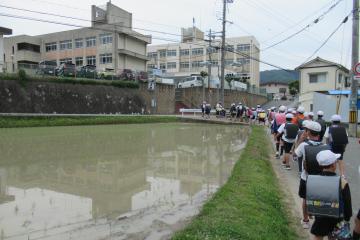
[0,26,12,35]
[295,56,349,73]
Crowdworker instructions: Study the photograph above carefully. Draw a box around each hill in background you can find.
[260,70,299,84]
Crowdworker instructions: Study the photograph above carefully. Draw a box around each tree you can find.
[200,71,208,78]
[289,80,299,96]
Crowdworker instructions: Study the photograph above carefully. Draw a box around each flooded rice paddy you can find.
[0,123,249,240]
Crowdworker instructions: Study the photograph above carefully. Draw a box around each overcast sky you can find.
[0,0,355,71]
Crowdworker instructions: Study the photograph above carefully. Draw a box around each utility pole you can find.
[349,0,359,137]
[207,29,213,103]
[220,0,227,105]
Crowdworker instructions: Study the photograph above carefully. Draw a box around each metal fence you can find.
[4,62,148,81]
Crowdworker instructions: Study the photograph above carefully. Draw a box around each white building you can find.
[260,80,290,99]
[3,2,151,74]
[295,57,350,112]
[0,26,12,72]
[147,27,260,88]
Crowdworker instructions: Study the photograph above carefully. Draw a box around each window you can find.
[338,73,343,84]
[236,58,250,65]
[86,37,96,47]
[309,73,327,83]
[86,56,96,65]
[225,59,234,65]
[12,46,14,54]
[17,43,40,53]
[60,40,72,50]
[148,52,157,58]
[147,64,156,69]
[159,50,166,58]
[180,62,189,69]
[237,44,250,52]
[45,42,57,52]
[345,76,350,87]
[210,60,218,66]
[99,53,112,64]
[207,46,219,54]
[167,62,176,69]
[192,48,203,56]
[75,39,83,48]
[180,49,190,56]
[225,45,234,52]
[59,58,72,64]
[310,104,313,112]
[167,50,177,57]
[159,63,166,69]
[191,61,202,68]
[99,34,113,44]
[75,57,83,66]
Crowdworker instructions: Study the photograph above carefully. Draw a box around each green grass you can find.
[0,116,180,128]
[0,73,139,89]
[172,126,297,240]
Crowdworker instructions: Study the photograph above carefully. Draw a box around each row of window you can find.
[45,34,113,52]
[147,44,251,58]
[148,58,250,70]
[58,53,113,66]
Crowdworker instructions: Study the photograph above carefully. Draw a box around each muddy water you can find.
[0,123,249,240]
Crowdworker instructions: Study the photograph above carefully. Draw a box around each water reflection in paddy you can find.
[0,123,249,240]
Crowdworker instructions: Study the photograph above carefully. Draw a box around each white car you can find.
[178,76,203,88]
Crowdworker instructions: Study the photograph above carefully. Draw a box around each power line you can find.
[303,12,351,64]
[0,4,182,38]
[261,0,344,51]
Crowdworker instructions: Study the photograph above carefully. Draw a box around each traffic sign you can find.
[355,62,360,75]
[354,75,360,80]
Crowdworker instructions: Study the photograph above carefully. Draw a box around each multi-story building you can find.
[147,27,260,88]
[3,2,151,74]
[0,26,12,72]
[296,57,350,112]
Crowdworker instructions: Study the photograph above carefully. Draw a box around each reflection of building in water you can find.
[4,153,149,219]
[0,169,14,204]
[147,126,249,197]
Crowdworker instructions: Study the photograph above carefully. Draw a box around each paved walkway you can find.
[267,128,360,239]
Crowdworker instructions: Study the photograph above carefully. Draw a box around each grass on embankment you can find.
[0,115,180,128]
[172,126,297,240]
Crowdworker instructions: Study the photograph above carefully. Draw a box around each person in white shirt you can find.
[295,121,323,229]
[276,113,299,170]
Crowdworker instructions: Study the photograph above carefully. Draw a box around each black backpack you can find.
[329,126,348,145]
[284,123,299,139]
[304,142,330,175]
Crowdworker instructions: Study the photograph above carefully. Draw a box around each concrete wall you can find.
[0,80,175,114]
[0,34,4,72]
[312,92,360,123]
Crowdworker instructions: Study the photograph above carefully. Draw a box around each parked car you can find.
[119,69,134,80]
[56,62,76,77]
[98,68,118,80]
[178,76,203,88]
[77,65,97,79]
[36,60,57,75]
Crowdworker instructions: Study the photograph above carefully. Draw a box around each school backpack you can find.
[329,126,348,145]
[306,175,345,218]
[284,123,299,139]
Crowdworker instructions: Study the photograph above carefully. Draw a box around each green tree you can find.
[289,80,299,96]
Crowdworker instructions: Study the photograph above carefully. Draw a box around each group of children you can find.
[268,105,359,239]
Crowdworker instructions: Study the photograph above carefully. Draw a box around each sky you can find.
[0,0,355,71]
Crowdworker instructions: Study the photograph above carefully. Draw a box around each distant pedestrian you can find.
[316,110,326,142]
[324,114,348,177]
[205,103,211,119]
[273,105,287,159]
[293,106,305,129]
[201,101,206,118]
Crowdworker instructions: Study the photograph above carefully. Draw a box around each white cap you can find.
[292,110,297,114]
[271,106,276,110]
[232,103,235,106]
[317,110,324,116]
[279,105,286,112]
[302,120,310,128]
[297,106,305,113]
[331,114,342,122]
[285,113,294,119]
[257,104,260,107]
[306,121,321,132]
[308,112,314,117]
[316,150,341,166]
[304,112,309,117]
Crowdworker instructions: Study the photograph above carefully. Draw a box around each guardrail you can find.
[179,108,216,116]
